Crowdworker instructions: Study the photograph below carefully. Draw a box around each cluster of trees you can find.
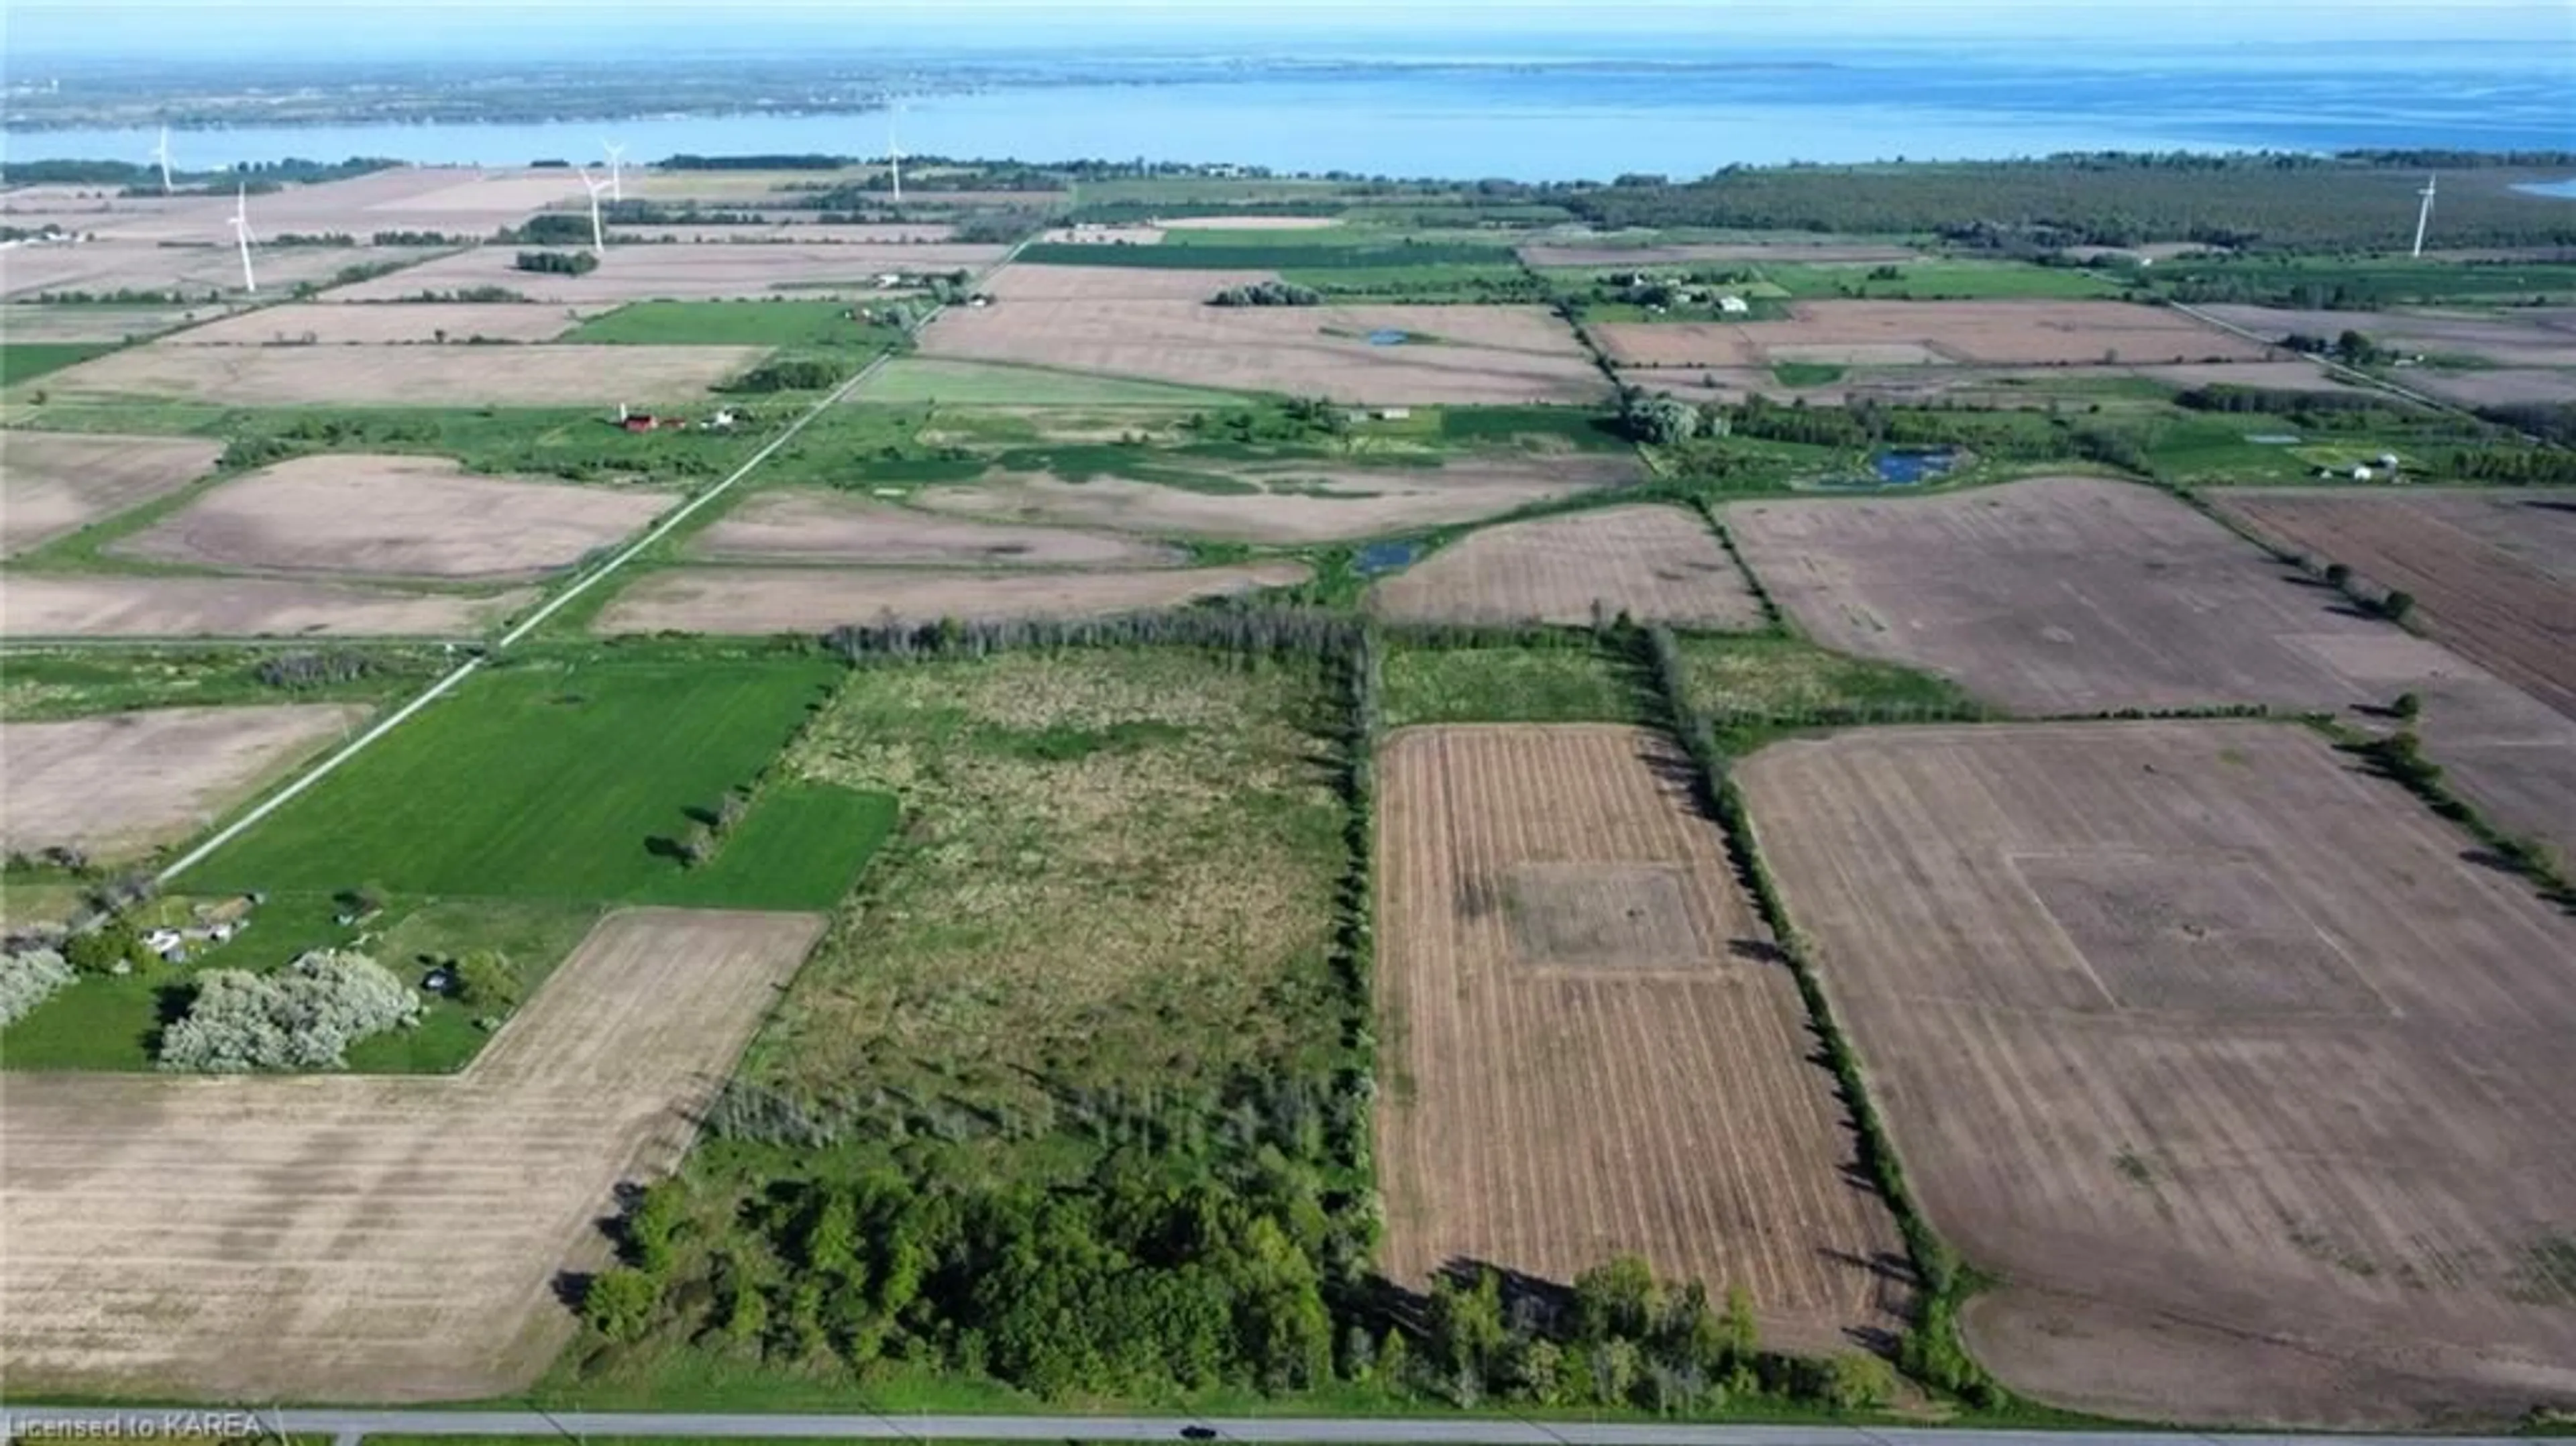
[2177,382,2387,415]
[1209,280,1324,308]
[0,948,76,1027]
[663,153,847,171]
[513,249,599,276]
[1182,396,1351,445]
[394,285,531,304]
[725,357,846,393]
[2445,445,2576,485]
[64,917,162,976]
[674,789,752,869]
[158,950,420,1073]
[500,213,599,247]
[255,650,377,689]
[2479,401,2576,448]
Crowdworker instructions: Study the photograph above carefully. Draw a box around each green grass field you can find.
[1381,642,1649,728]
[564,298,904,347]
[186,657,890,909]
[848,356,1260,406]
[1676,635,1985,730]
[1,341,111,384]
[0,646,449,720]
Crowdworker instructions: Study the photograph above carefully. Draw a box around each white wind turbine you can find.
[888,99,904,206]
[151,124,174,194]
[229,182,258,293]
[578,165,611,260]
[2411,174,2438,259]
[603,140,626,202]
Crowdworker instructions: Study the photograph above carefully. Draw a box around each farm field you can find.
[1375,724,1911,1355]
[0,573,530,638]
[323,241,1008,302]
[116,453,674,580]
[0,430,223,554]
[1599,300,2268,370]
[1,242,439,301]
[920,299,1606,405]
[0,703,364,860]
[848,355,1258,406]
[2214,487,2576,719]
[0,342,111,383]
[1370,504,1765,628]
[186,657,891,910]
[5,168,587,240]
[562,298,900,347]
[1754,258,2123,300]
[0,302,221,342]
[1618,358,2359,407]
[1519,241,1921,268]
[1736,721,2576,1425]
[690,490,1181,567]
[1724,477,2576,845]
[983,262,1279,301]
[593,560,1307,633]
[2192,302,2576,369]
[0,907,826,1402]
[2408,367,2576,408]
[166,301,597,345]
[912,454,1637,544]
[36,341,763,406]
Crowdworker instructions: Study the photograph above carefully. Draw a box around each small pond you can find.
[1353,539,1426,575]
[1366,328,1411,346]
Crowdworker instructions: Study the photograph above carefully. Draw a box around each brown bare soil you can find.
[115,453,672,581]
[2,243,443,301]
[593,560,1309,634]
[2216,487,2576,720]
[324,241,1009,302]
[921,300,1605,405]
[3,170,578,244]
[912,455,1636,544]
[1725,477,2576,848]
[0,573,527,638]
[1371,504,1766,628]
[0,303,219,342]
[0,704,366,858]
[1377,725,1911,1355]
[983,263,1279,301]
[42,341,760,405]
[1619,361,2363,408]
[0,431,222,555]
[0,908,824,1402]
[2409,368,2576,408]
[1521,242,1921,268]
[690,489,1181,567]
[1737,721,2576,1425]
[1600,300,2269,370]
[166,302,596,345]
[2195,303,2576,370]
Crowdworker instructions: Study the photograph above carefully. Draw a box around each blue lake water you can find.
[6,46,2572,179]
[1353,539,1426,577]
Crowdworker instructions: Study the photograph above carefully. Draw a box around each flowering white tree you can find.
[159,949,421,1072]
[0,948,75,1027]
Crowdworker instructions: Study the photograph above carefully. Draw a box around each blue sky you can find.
[7,0,2570,58]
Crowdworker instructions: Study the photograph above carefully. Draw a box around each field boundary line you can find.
[153,237,1032,887]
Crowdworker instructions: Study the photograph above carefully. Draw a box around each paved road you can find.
[150,241,1024,888]
[0,1406,2536,1446]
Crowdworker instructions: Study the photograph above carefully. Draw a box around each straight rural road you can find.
[0,1407,2538,1446]
[150,243,1025,887]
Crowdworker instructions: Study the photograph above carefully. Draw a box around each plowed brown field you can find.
[0,431,222,555]
[1737,721,2576,1426]
[0,704,365,859]
[0,573,529,639]
[2215,487,2576,719]
[1370,504,1766,628]
[1726,476,2576,848]
[43,341,759,405]
[1600,300,2267,370]
[0,908,824,1402]
[1377,725,1911,1355]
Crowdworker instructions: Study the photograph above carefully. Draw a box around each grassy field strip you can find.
[156,238,1032,887]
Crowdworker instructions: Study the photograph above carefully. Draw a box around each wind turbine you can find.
[2410,174,2438,259]
[151,124,174,194]
[229,182,258,293]
[888,99,903,206]
[603,140,625,202]
[578,165,610,260]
